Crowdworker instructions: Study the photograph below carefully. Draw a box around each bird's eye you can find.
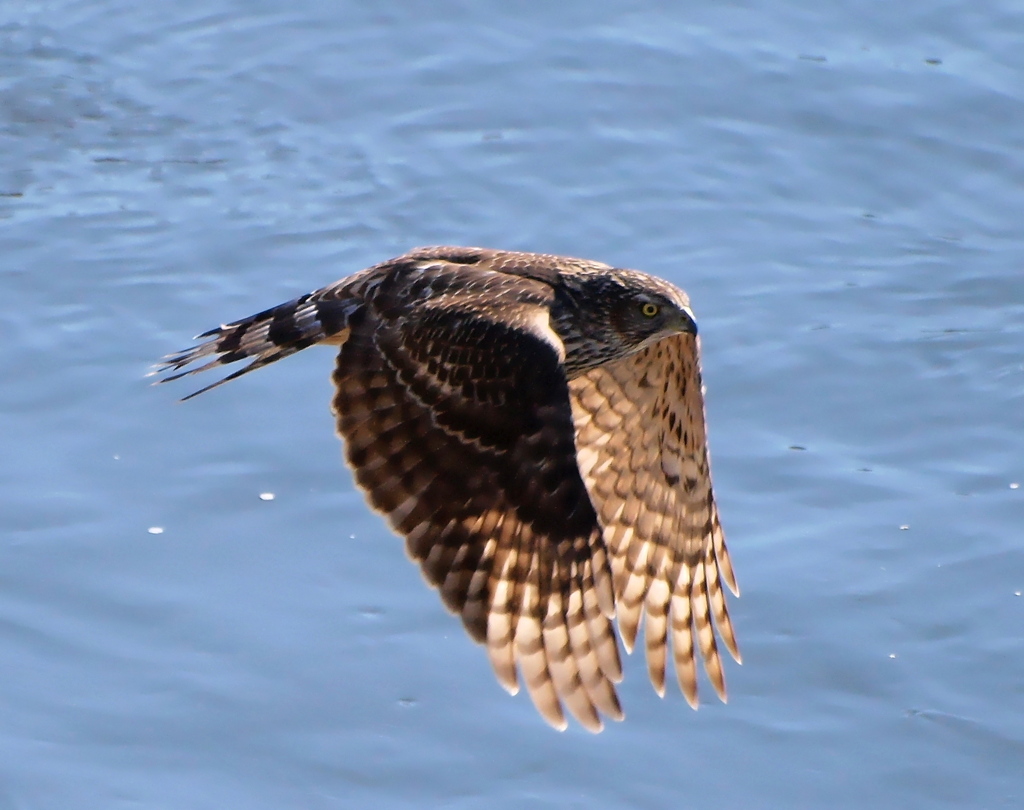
[640,302,660,318]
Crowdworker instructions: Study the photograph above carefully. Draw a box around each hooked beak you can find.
[678,306,698,336]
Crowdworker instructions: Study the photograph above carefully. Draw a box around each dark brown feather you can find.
[330,261,621,730]
[154,246,737,732]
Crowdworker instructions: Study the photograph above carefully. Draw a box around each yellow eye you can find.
[640,302,660,318]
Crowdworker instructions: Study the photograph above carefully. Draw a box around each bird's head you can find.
[555,267,698,375]
[606,270,697,347]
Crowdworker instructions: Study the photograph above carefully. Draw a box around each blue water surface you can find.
[1,1,1022,808]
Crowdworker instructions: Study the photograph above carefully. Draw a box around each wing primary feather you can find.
[616,538,651,653]
[691,556,727,703]
[644,575,673,697]
[516,544,567,731]
[670,571,699,709]
[460,533,497,646]
[174,358,281,401]
[704,542,742,664]
[582,561,623,683]
[569,557,623,719]
[542,557,602,732]
[589,542,616,619]
[712,511,739,597]
[153,291,357,399]
[486,534,520,694]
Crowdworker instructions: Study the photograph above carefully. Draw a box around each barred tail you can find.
[152,289,358,400]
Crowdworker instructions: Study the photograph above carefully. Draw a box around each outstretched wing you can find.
[569,333,740,707]
[334,263,623,731]
[151,284,363,399]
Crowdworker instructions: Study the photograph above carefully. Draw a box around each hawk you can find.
[155,246,740,732]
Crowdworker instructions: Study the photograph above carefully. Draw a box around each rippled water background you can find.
[2,1,1022,807]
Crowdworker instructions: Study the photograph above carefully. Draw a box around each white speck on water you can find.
[113,454,120,460]
[259,492,275,501]
[1015,591,1021,597]
[1011,482,1019,490]
[889,653,897,659]
[899,525,910,531]
[148,526,164,535]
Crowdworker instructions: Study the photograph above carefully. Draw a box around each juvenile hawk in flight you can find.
[156,246,740,732]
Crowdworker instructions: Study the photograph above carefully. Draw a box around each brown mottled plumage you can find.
[154,245,739,732]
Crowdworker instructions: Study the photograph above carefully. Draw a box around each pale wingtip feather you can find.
[533,695,568,731]
[715,536,739,596]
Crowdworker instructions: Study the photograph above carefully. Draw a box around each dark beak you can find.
[679,306,698,336]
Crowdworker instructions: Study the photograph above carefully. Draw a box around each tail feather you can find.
[151,291,357,400]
